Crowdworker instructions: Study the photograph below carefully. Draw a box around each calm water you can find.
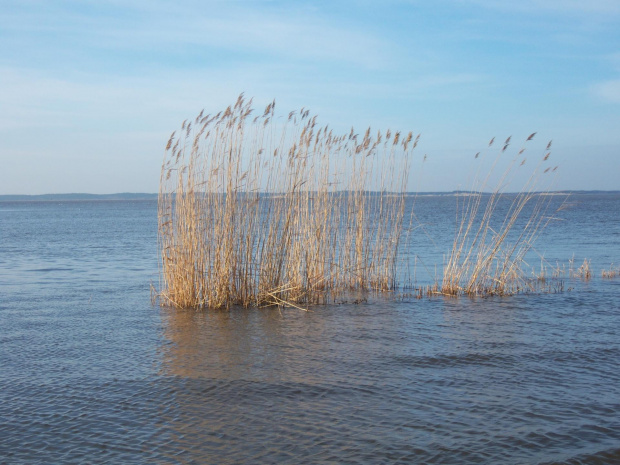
[1,195,619,464]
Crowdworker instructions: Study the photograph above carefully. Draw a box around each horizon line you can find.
[1,189,619,200]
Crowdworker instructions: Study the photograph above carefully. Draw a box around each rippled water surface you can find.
[1,195,619,464]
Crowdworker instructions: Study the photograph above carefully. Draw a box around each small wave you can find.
[30,268,74,272]
[389,352,516,368]
[540,447,620,465]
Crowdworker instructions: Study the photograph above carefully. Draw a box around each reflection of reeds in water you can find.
[158,95,416,309]
[440,135,568,296]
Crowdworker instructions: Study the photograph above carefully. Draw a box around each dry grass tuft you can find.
[568,257,592,280]
[157,95,416,309]
[577,258,592,280]
[440,133,568,297]
[601,264,619,279]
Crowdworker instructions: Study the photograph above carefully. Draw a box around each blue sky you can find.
[1,0,619,193]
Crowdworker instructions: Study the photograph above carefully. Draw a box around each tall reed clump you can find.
[158,95,417,309]
[441,134,567,296]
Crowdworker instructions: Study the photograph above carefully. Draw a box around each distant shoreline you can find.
[1,190,619,202]
[0,193,159,202]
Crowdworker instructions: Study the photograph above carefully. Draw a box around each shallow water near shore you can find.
[1,195,619,464]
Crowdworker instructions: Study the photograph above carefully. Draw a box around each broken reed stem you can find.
[158,95,416,309]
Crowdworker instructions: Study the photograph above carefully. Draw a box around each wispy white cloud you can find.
[592,80,620,103]
[589,51,620,104]
[457,0,620,15]
[1,0,393,69]
[0,65,281,130]
[606,52,620,70]
[329,73,489,101]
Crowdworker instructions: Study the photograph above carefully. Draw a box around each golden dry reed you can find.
[601,264,619,279]
[440,134,567,296]
[158,95,417,309]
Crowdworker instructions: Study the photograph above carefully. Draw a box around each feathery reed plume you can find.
[157,95,416,309]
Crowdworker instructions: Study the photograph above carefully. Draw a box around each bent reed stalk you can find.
[158,95,417,309]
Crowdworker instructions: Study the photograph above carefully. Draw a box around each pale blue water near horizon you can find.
[1,194,619,464]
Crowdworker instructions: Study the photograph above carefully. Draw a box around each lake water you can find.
[1,194,619,464]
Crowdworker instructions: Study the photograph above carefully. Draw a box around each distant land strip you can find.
[1,191,619,202]
[0,193,159,201]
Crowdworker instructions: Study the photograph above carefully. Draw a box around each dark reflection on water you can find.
[1,197,620,464]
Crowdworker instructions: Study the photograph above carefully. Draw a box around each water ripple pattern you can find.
[1,196,619,464]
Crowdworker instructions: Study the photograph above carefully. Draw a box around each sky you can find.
[1,0,619,194]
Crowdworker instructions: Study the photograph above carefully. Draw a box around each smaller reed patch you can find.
[569,257,592,280]
[440,132,568,297]
[602,264,620,279]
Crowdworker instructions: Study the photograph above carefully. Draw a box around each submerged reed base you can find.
[157,96,416,309]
